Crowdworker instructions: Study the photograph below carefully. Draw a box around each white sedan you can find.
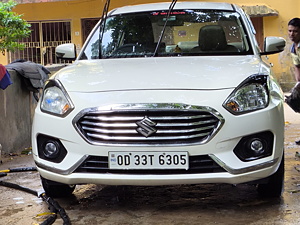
[32,1,285,198]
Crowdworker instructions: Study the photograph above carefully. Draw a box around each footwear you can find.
[296,140,300,145]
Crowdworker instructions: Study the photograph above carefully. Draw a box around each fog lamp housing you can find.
[233,131,273,162]
[37,134,67,163]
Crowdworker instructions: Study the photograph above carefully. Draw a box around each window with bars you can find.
[9,21,72,65]
[81,18,100,43]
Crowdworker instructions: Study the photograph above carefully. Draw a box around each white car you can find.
[32,1,286,198]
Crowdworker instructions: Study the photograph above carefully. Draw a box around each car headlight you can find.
[223,75,269,115]
[40,80,74,117]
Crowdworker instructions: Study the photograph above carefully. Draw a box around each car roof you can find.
[110,2,236,15]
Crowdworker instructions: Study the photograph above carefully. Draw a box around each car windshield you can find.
[79,9,252,60]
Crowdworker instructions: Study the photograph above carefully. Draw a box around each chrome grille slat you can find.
[81,121,137,128]
[84,115,143,121]
[84,114,212,121]
[155,119,218,127]
[82,127,138,134]
[82,125,216,134]
[73,104,224,146]
[155,125,216,133]
[87,131,211,141]
[80,119,218,127]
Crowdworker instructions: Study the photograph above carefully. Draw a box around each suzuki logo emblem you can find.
[136,116,157,137]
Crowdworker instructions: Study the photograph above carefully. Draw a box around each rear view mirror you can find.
[157,16,184,26]
[55,43,77,60]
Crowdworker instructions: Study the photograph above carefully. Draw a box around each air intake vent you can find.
[74,155,226,174]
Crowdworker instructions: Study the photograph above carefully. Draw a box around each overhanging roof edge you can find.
[241,5,279,17]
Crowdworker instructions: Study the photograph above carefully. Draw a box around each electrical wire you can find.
[0,166,37,173]
[0,167,71,225]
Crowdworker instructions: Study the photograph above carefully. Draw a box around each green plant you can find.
[0,0,31,55]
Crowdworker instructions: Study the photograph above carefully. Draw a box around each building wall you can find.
[0,65,64,155]
[0,70,34,155]
[0,54,8,66]
[12,0,300,90]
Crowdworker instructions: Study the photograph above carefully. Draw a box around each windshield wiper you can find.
[153,0,177,57]
[98,0,111,59]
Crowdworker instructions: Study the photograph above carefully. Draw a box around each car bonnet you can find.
[54,56,266,92]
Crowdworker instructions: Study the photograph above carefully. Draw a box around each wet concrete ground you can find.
[1,103,300,224]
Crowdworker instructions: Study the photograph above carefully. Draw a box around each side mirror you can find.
[55,43,77,60]
[261,37,286,55]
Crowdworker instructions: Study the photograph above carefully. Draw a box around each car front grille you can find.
[73,103,224,146]
[74,155,226,174]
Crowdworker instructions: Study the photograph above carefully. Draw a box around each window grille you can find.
[9,21,72,66]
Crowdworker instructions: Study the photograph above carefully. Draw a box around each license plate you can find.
[109,151,189,170]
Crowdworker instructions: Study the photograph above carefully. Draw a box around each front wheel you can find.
[257,155,284,198]
[41,176,76,198]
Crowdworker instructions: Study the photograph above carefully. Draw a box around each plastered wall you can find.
[0,70,35,155]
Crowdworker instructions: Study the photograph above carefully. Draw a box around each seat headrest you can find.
[199,25,227,51]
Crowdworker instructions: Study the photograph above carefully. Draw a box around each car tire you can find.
[41,176,76,198]
[257,155,284,198]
